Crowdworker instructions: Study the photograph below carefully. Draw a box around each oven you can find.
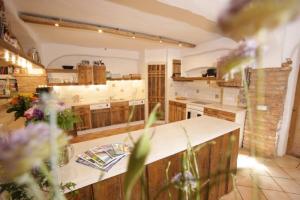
[186,104,204,119]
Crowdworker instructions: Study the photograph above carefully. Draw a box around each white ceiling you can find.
[8,0,224,50]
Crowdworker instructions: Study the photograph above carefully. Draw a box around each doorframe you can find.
[287,64,300,156]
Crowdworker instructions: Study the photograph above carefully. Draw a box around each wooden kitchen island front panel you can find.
[66,129,239,200]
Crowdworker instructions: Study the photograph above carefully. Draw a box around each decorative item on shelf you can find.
[80,60,89,66]
[106,71,112,79]
[62,65,74,69]
[202,68,217,77]
[123,74,131,80]
[27,48,41,63]
[129,74,141,79]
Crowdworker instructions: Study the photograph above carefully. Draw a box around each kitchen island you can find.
[60,116,240,200]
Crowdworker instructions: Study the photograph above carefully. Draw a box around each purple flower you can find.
[32,108,44,120]
[0,123,66,182]
[218,0,300,38]
[171,171,197,191]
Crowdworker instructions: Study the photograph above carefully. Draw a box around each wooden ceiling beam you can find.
[19,13,196,48]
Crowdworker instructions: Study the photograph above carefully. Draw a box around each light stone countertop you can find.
[58,116,240,192]
[67,98,145,107]
[170,98,246,113]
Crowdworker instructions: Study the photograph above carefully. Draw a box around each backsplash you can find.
[170,81,222,103]
[170,81,241,106]
[52,80,145,104]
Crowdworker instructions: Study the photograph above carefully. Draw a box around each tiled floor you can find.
[220,150,300,200]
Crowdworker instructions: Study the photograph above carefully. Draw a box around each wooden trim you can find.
[172,76,217,82]
[46,69,78,73]
[19,13,196,48]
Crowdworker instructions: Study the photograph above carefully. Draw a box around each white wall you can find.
[40,43,140,75]
[181,37,237,73]
[273,20,300,156]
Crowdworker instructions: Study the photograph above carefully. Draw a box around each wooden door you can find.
[93,66,106,84]
[148,64,165,120]
[73,105,92,131]
[91,108,111,128]
[288,69,300,156]
[110,101,129,125]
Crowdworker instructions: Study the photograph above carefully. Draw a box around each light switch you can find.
[256,105,268,111]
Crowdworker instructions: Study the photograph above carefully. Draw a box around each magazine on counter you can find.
[76,143,131,172]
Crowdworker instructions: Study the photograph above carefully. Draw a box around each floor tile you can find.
[287,193,300,200]
[274,156,300,169]
[282,168,300,180]
[256,157,279,168]
[219,189,242,200]
[266,166,291,179]
[274,178,300,194]
[252,175,282,191]
[262,190,290,200]
[236,173,255,187]
[237,186,267,200]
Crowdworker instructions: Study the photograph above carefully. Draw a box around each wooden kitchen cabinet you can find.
[147,153,182,200]
[91,108,111,128]
[65,185,93,200]
[93,65,106,84]
[129,104,145,122]
[169,100,186,122]
[110,101,129,125]
[73,105,92,131]
[204,107,235,122]
[66,130,239,200]
[78,65,93,85]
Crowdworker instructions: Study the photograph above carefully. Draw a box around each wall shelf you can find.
[46,69,78,73]
[0,39,44,69]
[47,82,79,86]
[108,77,142,81]
[172,76,217,82]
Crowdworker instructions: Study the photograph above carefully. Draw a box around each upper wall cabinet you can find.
[78,65,93,85]
[93,65,106,84]
[77,65,107,85]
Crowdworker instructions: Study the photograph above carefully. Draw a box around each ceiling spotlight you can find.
[54,23,59,27]
[98,29,103,33]
[178,43,182,47]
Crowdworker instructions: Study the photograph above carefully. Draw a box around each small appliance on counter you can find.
[62,65,74,69]
[202,68,217,77]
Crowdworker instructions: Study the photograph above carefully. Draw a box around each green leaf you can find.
[124,103,160,200]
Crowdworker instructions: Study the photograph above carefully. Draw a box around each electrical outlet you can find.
[256,105,268,111]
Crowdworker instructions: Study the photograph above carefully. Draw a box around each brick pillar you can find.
[243,67,291,157]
